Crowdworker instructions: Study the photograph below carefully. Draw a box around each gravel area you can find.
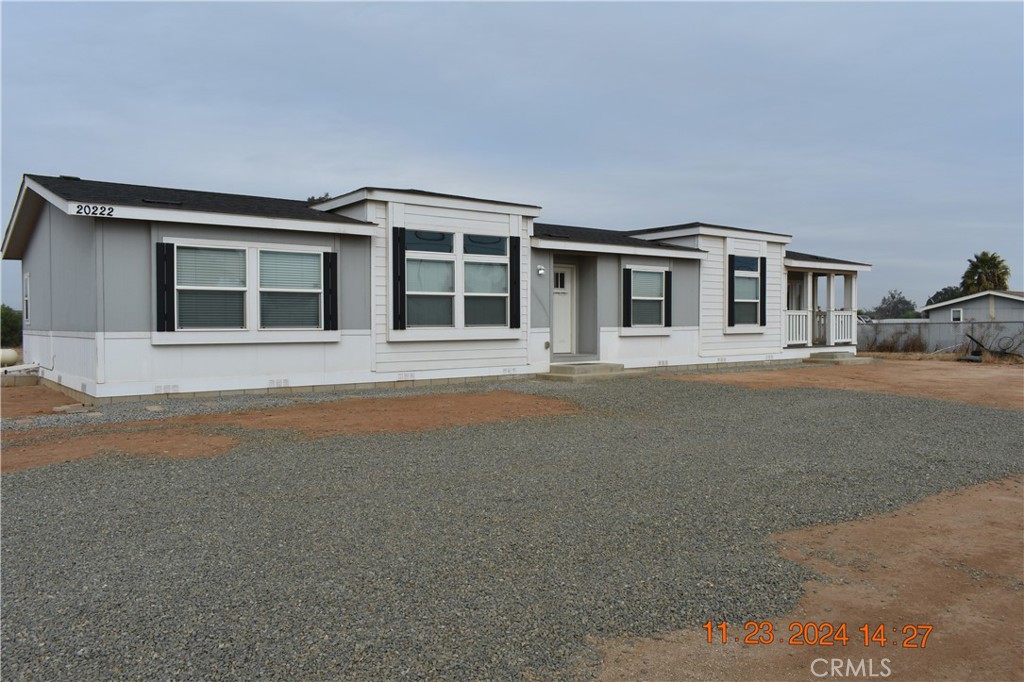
[3,376,1022,680]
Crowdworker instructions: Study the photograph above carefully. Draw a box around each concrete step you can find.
[802,355,877,365]
[539,369,648,382]
[547,362,625,376]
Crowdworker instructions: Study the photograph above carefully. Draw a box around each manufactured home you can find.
[2,174,870,400]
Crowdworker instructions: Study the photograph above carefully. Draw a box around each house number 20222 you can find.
[74,204,114,216]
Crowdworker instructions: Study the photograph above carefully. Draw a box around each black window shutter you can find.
[392,227,406,330]
[508,236,521,328]
[622,268,632,327]
[727,254,736,327]
[323,252,338,331]
[155,243,175,332]
[664,270,672,327]
[759,256,767,327]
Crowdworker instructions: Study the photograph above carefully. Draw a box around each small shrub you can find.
[0,304,22,348]
[901,332,927,353]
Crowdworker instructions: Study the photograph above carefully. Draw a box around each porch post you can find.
[847,273,858,345]
[804,271,813,346]
[826,274,836,346]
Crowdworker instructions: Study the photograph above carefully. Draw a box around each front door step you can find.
[803,353,876,365]
[542,362,646,382]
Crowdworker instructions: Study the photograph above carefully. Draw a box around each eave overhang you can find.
[3,177,375,260]
[784,258,872,273]
[531,237,706,260]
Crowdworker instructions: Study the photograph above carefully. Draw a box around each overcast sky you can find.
[2,1,1021,311]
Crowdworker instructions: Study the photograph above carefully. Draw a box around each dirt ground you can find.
[2,363,1022,680]
[0,390,579,473]
[667,359,1024,411]
[598,360,1023,681]
[0,384,79,417]
[596,476,1023,682]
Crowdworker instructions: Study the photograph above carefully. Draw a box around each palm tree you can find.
[960,251,1010,294]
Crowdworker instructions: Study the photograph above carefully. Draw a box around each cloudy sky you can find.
[2,1,1021,311]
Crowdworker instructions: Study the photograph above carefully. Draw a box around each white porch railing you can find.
[786,309,856,346]
[830,310,855,344]
[785,310,811,346]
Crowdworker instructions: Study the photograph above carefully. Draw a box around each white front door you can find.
[552,266,575,354]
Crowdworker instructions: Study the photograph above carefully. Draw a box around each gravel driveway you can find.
[2,375,1021,680]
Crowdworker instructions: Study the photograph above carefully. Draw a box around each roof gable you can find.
[919,289,1024,312]
[26,174,371,226]
[4,174,377,258]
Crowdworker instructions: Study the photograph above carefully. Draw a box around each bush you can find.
[858,323,927,353]
[1,304,23,348]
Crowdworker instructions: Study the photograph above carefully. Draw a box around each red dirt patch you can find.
[1,390,579,473]
[0,384,81,417]
[1,429,241,473]
[594,476,1024,681]
[667,360,1024,410]
[190,390,580,438]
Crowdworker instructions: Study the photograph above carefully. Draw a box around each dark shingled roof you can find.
[27,174,373,225]
[785,250,871,267]
[534,223,703,253]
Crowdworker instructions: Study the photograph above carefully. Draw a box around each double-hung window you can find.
[728,255,766,327]
[950,308,963,323]
[175,246,247,329]
[259,250,323,329]
[405,230,456,327]
[155,242,338,335]
[464,235,508,326]
[622,268,671,327]
[393,228,519,332]
[22,273,30,325]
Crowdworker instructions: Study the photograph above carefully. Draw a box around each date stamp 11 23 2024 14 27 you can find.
[703,621,933,649]
[703,620,935,679]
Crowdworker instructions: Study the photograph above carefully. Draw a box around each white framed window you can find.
[950,308,963,323]
[259,250,323,329]
[396,229,516,331]
[463,234,508,327]
[22,272,30,324]
[728,254,765,328]
[175,245,247,330]
[630,269,666,326]
[405,230,456,327]
[732,256,760,325]
[621,266,671,333]
[155,239,337,341]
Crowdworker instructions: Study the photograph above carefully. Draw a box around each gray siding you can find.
[99,219,151,332]
[21,204,99,332]
[927,296,1024,324]
[530,249,553,328]
[595,255,619,330]
[993,297,1024,322]
[959,297,998,322]
[20,206,53,331]
[672,259,700,326]
[152,223,339,248]
[338,235,371,330]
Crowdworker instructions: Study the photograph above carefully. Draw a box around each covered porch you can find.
[783,251,872,348]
